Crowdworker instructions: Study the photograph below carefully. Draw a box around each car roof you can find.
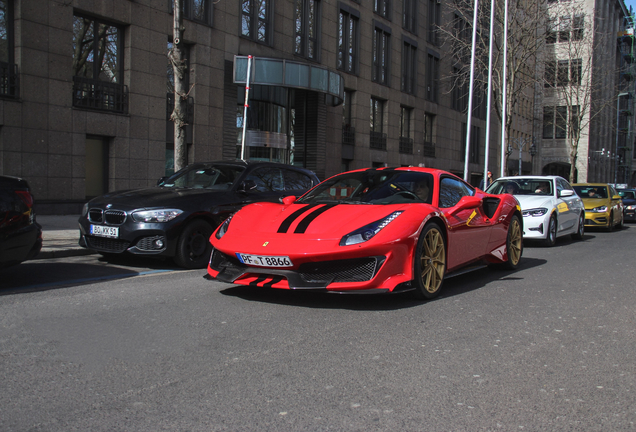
[495,175,564,181]
[572,183,611,187]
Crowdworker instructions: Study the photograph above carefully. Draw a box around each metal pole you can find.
[483,0,496,184]
[240,55,253,161]
[500,0,509,178]
[615,93,628,185]
[463,0,480,182]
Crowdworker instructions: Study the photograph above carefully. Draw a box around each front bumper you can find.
[584,211,610,227]
[78,219,181,256]
[521,214,548,240]
[624,209,635,221]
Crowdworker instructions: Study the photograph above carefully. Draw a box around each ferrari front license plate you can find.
[236,253,293,267]
[90,224,119,238]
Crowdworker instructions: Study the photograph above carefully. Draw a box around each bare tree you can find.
[169,0,188,172]
[438,0,547,174]
[541,2,619,183]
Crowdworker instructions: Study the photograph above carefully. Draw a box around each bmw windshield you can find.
[297,170,434,205]
[161,164,245,190]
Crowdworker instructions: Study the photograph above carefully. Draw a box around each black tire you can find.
[503,215,523,270]
[607,212,614,232]
[413,223,446,300]
[572,212,585,240]
[544,214,557,247]
[174,220,214,269]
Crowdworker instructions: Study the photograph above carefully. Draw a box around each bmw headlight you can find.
[628,205,635,210]
[131,209,183,222]
[339,211,403,246]
[522,208,548,217]
[82,202,89,217]
[590,206,608,213]
[215,215,234,240]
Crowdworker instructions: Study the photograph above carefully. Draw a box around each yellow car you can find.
[572,183,624,231]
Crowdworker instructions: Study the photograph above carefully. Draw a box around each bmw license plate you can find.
[90,224,119,238]
[236,253,293,267]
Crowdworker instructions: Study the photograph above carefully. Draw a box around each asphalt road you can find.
[1,227,635,431]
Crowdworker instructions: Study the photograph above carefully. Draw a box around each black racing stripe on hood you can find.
[294,204,338,234]
[277,204,319,233]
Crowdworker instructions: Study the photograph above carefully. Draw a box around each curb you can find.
[36,249,98,260]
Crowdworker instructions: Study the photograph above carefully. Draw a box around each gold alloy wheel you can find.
[420,227,446,294]
[508,217,522,266]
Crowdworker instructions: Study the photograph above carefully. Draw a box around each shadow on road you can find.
[0,256,183,296]
[219,256,547,311]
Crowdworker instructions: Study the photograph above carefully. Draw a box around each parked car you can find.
[572,183,624,231]
[0,175,42,269]
[617,188,636,222]
[486,175,585,246]
[207,167,523,299]
[78,161,319,269]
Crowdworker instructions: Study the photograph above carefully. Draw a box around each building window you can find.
[241,0,270,43]
[72,14,127,113]
[424,113,436,157]
[403,0,416,33]
[547,15,583,44]
[0,0,17,98]
[399,106,413,154]
[374,0,390,20]
[543,105,576,139]
[427,0,440,45]
[342,89,355,147]
[572,15,584,41]
[426,53,439,102]
[401,39,417,94]
[370,97,387,150]
[546,18,557,44]
[544,59,582,87]
[372,23,391,85]
[338,7,359,74]
[172,0,213,26]
[295,0,321,60]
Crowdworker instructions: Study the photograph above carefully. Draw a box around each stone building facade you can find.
[1,0,515,214]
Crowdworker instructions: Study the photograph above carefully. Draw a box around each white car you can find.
[486,175,585,246]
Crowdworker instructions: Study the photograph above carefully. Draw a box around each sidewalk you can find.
[36,215,96,259]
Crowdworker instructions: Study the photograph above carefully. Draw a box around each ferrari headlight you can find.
[339,211,403,246]
[131,209,183,222]
[215,215,234,240]
[590,206,608,213]
[522,208,548,217]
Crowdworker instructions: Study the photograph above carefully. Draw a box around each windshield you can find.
[618,190,635,200]
[161,164,245,190]
[297,170,434,205]
[573,185,608,199]
[487,178,553,196]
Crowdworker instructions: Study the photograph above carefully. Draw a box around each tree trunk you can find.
[170,0,188,173]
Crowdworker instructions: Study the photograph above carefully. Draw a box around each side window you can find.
[283,169,314,191]
[439,177,474,208]
[245,168,284,192]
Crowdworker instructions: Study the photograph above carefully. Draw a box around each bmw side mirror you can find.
[157,176,168,186]
[559,190,574,197]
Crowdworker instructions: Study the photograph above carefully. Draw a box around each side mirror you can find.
[157,176,168,186]
[282,196,297,205]
[559,189,574,197]
[612,195,622,200]
[237,179,257,192]
[448,195,482,216]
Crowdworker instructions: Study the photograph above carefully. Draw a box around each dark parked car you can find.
[0,175,42,269]
[78,161,319,268]
[617,188,636,222]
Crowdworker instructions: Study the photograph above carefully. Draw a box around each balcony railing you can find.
[370,131,387,150]
[399,137,413,154]
[423,140,436,157]
[342,126,355,146]
[0,61,19,98]
[72,76,128,113]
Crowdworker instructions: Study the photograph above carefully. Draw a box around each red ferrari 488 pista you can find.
[207,167,522,299]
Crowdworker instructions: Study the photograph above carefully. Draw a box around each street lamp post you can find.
[529,143,537,174]
[615,92,629,186]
